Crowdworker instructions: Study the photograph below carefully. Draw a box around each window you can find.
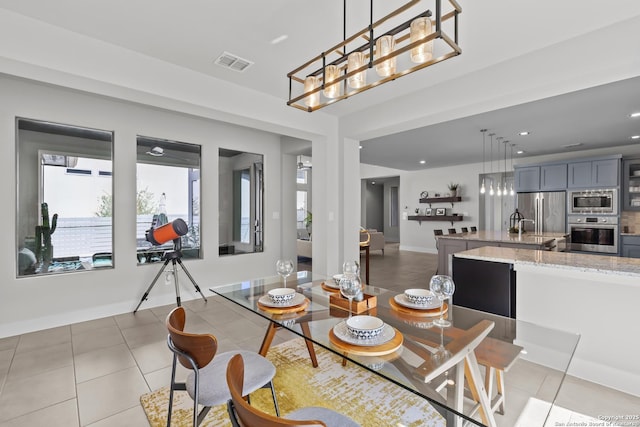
[297,169,308,184]
[136,136,201,263]
[219,148,264,255]
[296,155,312,238]
[16,118,113,276]
[297,191,308,229]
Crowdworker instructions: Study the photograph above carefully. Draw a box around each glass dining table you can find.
[210,271,579,427]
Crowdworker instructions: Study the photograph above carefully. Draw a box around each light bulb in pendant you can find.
[410,17,433,63]
[347,51,366,89]
[303,75,320,107]
[480,179,486,194]
[323,65,340,98]
[375,35,396,77]
[489,184,494,196]
[510,184,514,196]
[496,183,502,197]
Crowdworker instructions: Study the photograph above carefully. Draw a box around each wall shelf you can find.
[408,215,464,226]
[419,196,461,208]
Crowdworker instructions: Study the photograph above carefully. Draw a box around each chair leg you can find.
[197,407,212,426]
[193,368,199,427]
[269,380,280,416]
[167,355,178,427]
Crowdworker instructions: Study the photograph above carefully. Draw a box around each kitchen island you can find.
[452,246,640,397]
[436,231,568,276]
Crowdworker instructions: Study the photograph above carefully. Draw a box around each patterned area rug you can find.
[140,338,444,427]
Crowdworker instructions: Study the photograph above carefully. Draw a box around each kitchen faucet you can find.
[518,218,535,239]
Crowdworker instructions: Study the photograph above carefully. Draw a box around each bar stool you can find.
[448,228,457,234]
[470,226,478,232]
[469,338,523,417]
[461,227,469,233]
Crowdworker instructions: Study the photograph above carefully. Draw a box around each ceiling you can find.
[2,0,640,170]
[361,76,640,170]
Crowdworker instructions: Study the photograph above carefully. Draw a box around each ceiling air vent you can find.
[214,51,254,72]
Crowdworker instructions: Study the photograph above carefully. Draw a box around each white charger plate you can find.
[333,320,395,346]
[258,292,306,308]
[394,293,441,310]
[323,275,341,289]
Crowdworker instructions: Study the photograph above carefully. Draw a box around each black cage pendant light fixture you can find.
[286,0,462,112]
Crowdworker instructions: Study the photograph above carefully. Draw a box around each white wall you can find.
[0,76,289,337]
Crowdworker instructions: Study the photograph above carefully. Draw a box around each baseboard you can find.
[398,245,437,254]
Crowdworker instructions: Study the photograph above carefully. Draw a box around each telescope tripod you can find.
[134,250,207,313]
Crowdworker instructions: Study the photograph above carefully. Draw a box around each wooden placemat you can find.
[389,297,448,318]
[257,298,309,314]
[321,282,340,293]
[329,327,403,356]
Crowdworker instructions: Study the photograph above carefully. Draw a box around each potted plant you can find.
[448,182,460,197]
[304,211,312,236]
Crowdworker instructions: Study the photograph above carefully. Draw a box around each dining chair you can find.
[461,227,469,233]
[226,353,361,427]
[166,306,279,427]
[470,226,478,232]
[448,228,457,234]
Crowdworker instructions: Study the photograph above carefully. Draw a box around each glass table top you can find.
[210,271,580,427]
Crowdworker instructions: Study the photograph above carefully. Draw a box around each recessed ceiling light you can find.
[562,142,583,148]
[630,112,640,118]
[419,160,426,164]
[518,131,530,136]
[270,34,288,45]
[632,135,640,140]
[516,150,525,154]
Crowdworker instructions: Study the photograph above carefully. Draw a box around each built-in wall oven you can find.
[568,215,618,254]
[569,189,617,215]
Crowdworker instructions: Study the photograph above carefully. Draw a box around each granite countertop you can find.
[436,230,568,245]
[455,246,640,277]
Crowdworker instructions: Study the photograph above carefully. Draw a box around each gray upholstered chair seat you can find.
[185,350,276,405]
[286,407,360,426]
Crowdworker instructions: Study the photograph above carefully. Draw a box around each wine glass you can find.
[342,260,360,276]
[339,273,361,318]
[276,259,294,288]
[430,275,455,327]
[432,326,452,365]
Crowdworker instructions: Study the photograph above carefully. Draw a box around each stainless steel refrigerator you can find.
[516,191,566,233]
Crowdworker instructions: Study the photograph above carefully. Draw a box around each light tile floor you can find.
[0,245,638,426]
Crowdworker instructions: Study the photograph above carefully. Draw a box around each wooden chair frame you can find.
[166,307,279,427]
[226,354,327,427]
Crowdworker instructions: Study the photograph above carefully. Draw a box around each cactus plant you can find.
[36,202,58,264]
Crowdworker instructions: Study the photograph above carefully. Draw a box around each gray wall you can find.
[1,75,285,337]
[364,181,384,232]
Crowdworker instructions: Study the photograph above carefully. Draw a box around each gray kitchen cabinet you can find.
[540,163,567,190]
[437,239,467,276]
[593,159,619,187]
[515,163,567,192]
[514,166,540,192]
[568,158,619,188]
[623,157,640,211]
[567,161,593,188]
[621,235,640,258]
